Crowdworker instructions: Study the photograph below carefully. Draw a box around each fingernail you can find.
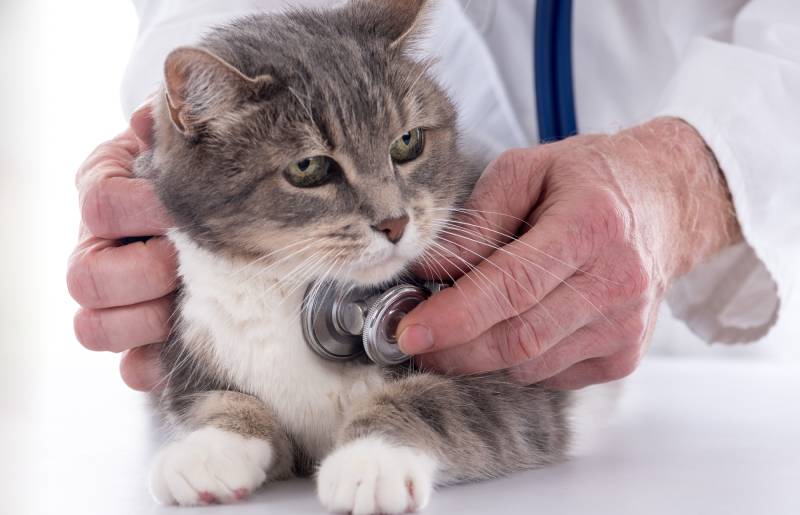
[398,325,434,354]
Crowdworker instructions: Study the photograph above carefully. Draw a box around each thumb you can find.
[415,147,550,280]
[130,94,157,152]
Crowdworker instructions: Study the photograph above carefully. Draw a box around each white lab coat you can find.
[122,0,800,349]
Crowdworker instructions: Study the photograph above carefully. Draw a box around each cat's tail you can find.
[566,380,624,457]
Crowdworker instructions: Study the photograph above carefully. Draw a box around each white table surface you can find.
[2,3,799,513]
[4,355,799,515]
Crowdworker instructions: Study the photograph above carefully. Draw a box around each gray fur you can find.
[137,0,572,499]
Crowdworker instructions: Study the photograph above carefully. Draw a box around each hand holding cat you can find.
[399,117,742,389]
[67,101,175,391]
[67,113,741,391]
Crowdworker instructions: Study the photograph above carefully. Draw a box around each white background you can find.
[1,1,798,514]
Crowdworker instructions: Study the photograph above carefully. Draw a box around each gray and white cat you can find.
[137,1,599,512]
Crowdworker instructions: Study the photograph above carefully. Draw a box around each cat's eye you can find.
[389,128,425,164]
[285,156,331,188]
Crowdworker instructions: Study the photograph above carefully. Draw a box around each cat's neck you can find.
[169,230,309,323]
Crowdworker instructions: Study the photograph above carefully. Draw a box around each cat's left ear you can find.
[351,0,433,49]
[163,46,272,136]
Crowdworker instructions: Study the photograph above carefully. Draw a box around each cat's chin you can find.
[341,255,410,287]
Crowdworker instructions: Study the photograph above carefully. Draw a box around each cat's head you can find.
[147,0,476,287]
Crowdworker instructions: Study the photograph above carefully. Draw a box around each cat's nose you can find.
[372,214,409,244]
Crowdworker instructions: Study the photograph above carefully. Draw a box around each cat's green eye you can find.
[285,156,331,187]
[390,128,425,164]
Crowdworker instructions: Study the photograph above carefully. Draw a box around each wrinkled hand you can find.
[66,102,176,391]
[399,117,741,389]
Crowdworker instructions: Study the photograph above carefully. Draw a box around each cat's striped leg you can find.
[150,391,293,506]
[317,372,570,514]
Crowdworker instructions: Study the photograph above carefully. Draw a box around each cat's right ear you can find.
[163,47,271,136]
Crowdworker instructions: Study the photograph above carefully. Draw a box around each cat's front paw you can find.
[149,426,273,506]
[317,436,437,514]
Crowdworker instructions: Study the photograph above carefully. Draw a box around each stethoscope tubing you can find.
[534,0,577,143]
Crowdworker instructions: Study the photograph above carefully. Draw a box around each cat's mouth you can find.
[342,228,426,286]
[345,248,411,286]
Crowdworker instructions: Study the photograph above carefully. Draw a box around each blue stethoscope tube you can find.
[534,0,577,142]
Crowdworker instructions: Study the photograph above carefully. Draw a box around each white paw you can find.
[317,436,437,514]
[149,426,272,506]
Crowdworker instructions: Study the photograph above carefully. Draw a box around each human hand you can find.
[66,101,176,391]
[400,117,741,389]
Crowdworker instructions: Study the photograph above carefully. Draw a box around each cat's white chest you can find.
[172,232,384,459]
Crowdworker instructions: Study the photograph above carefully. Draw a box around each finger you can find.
[130,96,156,151]
[120,344,165,392]
[76,131,140,184]
[507,325,616,384]
[67,236,177,309]
[413,281,600,374]
[539,349,641,390]
[74,295,174,353]
[80,174,173,238]
[75,112,172,239]
[399,211,586,355]
[416,147,552,279]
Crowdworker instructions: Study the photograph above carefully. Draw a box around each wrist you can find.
[619,117,742,280]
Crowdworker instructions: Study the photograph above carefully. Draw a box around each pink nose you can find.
[373,214,409,244]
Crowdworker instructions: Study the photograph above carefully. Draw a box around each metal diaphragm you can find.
[362,285,427,366]
[302,280,445,366]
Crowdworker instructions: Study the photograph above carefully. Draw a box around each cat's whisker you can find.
[426,239,555,345]
[429,236,564,334]
[232,237,319,277]
[287,86,316,127]
[285,246,344,298]
[429,223,612,325]
[424,217,603,319]
[278,248,341,308]
[402,56,439,104]
[429,206,533,230]
[289,250,349,321]
[247,248,328,305]
[424,242,502,331]
[246,239,326,283]
[430,209,621,285]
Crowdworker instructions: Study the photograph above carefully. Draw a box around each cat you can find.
[136,1,593,513]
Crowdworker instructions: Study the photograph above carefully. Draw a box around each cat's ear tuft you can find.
[163,46,272,135]
[350,0,433,49]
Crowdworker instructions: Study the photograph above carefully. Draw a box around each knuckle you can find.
[450,294,482,341]
[600,252,652,301]
[142,301,171,340]
[144,249,178,295]
[66,252,105,308]
[73,308,108,351]
[492,322,540,367]
[583,189,630,244]
[494,148,528,175]
[498,257,547,311]
[492,148,536,191]
[81,179,116,236]
[618,254,652,299]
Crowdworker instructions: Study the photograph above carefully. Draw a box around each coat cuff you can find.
[653,37,800,343]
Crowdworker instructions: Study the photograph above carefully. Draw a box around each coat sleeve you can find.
[654,0,800,343]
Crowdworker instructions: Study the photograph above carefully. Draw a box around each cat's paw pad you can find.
[149,427,272,506]
[317,436,437,514]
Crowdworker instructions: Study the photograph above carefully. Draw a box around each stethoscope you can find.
[301,0,577,365]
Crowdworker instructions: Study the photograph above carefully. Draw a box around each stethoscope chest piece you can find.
[302,280,445,366]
